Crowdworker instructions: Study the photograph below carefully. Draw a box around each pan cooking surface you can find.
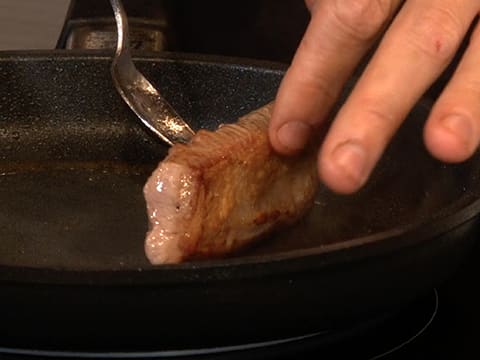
[0,161,154,269]
[0,53,479,271]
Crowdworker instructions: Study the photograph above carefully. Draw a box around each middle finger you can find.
[319,0,480,194]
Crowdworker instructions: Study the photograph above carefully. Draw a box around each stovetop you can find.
[0,240,478,360]
[2,239,478,360]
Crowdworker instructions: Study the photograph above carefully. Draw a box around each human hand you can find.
[269,0,480,194]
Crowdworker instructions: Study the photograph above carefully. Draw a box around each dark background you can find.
[63,0,310,62]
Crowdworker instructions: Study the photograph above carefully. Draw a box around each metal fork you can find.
[109,0,195,145]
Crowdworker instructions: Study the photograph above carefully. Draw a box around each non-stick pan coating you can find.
[0,51,283,270]
[0,52,477,272]
[0,51,479,351]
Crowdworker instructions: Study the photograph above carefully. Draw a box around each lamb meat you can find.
[143,103,318,264]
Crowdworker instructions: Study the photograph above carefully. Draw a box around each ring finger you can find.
[269,0,402,154]
[424,21,480,163]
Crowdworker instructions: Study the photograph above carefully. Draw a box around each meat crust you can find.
[143,103,318,264]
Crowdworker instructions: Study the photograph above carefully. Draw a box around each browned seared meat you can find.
[143,103,318,264]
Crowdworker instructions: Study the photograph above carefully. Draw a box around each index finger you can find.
[269,0,402,154]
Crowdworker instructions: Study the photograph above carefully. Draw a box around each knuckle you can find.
[357,98,396,134]
[332,0,392,41]
[365,108,394,132]
[408,7,463,63]
[291,61,338,103]
[463,77,480,94]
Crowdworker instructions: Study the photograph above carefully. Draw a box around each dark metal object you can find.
[56,0,309,63]
[57,0,171,51]
[61,18,168,51]
[0,51,479,353]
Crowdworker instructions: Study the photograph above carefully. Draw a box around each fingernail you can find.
[276,121,312,151]
[331,141,368,186]
[440,115,474,149]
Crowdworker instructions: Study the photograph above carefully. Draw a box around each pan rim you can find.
[1,193,478,282]
[0,48,289,73]
[0,51,478,284]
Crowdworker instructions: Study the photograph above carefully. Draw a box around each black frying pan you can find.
[0,50,479,355]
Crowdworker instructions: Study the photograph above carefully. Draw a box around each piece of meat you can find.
[143,103,318,264]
